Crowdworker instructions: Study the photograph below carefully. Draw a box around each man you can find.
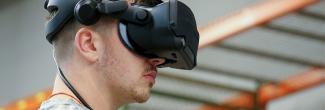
[39,0,199,110]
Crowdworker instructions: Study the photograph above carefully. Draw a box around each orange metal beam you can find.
[200,68,325,110]
[258,68,325,108]
[198,0,320,48]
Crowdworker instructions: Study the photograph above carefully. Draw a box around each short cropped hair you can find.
[46,0,162,63]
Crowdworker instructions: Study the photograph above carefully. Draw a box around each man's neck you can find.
[52,68,124,110]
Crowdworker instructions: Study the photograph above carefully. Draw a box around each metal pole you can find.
[159,72,256,94]
[216,43,325,67]
[263,24,325,43]
[298,10,325,21]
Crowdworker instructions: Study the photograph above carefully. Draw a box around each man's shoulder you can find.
[39,98,89,110]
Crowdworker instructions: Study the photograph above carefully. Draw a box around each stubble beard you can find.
[98,50,151,104]
[130,83,151,103]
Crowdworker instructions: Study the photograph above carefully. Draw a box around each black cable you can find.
[58,67,93,110]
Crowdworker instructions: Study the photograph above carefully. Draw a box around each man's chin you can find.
[130,85,153,103]
[136,98,149,103]
[135,94,150,103]
[132,91,151,103]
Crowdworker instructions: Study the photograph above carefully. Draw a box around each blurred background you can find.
[0,0,324,110]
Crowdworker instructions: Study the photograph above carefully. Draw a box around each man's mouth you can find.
[143,70,157,83]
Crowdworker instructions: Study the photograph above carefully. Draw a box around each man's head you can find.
[48,0,165,103]
[45,0,199,107]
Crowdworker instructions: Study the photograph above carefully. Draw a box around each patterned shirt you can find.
[39,98,89,110]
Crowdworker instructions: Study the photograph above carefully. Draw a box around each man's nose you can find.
[148,58,166,67]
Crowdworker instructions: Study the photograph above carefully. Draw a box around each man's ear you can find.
[74,27,100,63]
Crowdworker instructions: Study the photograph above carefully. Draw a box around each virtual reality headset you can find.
[44,0,200,70]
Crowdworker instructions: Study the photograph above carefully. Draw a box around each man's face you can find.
[96,21,165,103]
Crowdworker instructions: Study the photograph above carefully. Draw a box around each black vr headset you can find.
[44,0,200,70]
